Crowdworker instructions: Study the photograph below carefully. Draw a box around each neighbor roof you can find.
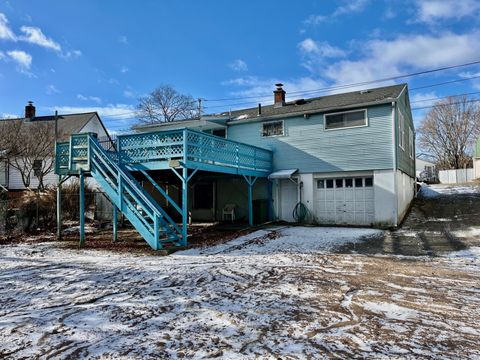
[220,83,407,123]
[0,112,101,141]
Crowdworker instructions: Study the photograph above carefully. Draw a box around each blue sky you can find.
[1,0,480,133]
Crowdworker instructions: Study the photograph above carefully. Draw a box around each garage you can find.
[314,176,374,225]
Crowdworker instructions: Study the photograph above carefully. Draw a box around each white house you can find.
[0,102,111,191]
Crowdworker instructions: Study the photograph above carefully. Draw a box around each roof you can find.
[130,83,407,132]
[220,83,407,123]
[0,112,100,141]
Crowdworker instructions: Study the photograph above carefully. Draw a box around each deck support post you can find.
[243,175,258,226]
[79,169,85,247]
[181,167,188,246]
[56,176,62,240]
[267,180,273,221]
[112,204,118,242]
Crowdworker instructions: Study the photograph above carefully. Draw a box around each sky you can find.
[1,0,480,133]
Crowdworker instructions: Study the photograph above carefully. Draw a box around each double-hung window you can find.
[398,111,405,150]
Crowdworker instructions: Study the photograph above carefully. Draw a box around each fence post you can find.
[79,169,85,247]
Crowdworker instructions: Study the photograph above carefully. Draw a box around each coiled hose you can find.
[293,202,309,223]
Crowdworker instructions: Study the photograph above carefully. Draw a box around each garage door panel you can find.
[314,176,375,226]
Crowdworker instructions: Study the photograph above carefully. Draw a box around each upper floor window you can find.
[324,109,367,130]
[408,128,414,159]
[398,111,405,150]
[262,120,284,137]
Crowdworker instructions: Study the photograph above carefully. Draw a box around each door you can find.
[280,179,298,222]
[314,176,374,225]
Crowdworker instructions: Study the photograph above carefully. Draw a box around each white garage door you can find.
[314,176,374,225]
[280,179,298,222]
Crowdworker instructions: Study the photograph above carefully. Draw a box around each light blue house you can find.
[55,83,415,250]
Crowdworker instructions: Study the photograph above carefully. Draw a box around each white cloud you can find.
[415,0,480,23]
[298,38,346,58]
[0,51,4,60]
[48,104,135,119]
[62,49,82,59]
[303,0,369,27]
[118,35,128,45]
[7,50,32,70]
[120,66,128,74]
[77,94,102,104]
[0,13,16,41]
[229,59,248,72]
[46,84,59,95]
[321,31,480,87]
[332,0,369,17]
[1,113,19,119]
[19,26,61,51]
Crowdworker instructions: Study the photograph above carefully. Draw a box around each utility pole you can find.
[197,98,203,119]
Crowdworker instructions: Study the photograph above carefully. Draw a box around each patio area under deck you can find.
[54,128,274,249]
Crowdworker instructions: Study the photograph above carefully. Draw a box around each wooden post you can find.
[56,177,62,240]
[79,169,85,247]
[181,166,188,246]
[112,204,118,242]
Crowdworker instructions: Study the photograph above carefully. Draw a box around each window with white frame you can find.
[325,109,367,130]
[398,111,405,150]
[262,120,284,137]
[409,128,414,159]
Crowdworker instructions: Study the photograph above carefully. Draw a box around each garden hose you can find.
[293,202,309,223]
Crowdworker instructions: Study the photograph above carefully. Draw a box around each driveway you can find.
[339,183,480,256]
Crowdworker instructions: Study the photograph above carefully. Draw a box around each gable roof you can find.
[220,83,407,124]
[0,112,103,141]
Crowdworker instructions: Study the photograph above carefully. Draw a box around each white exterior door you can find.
[279,179,298,222]
[314,176,374,225]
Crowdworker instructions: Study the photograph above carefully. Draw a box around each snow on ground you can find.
[418,184,480,198]
[0,226,479,359]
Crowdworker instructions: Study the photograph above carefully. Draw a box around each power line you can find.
[204,59,480,102]
[411,91,480,104]
[412,98,480,111]
[410,75,480,91]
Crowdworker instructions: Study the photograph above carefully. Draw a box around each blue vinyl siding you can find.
[226,104,394,173]
[396,89,415,177]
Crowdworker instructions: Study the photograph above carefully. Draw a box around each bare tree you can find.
[417,96,480,170]
[136,85,198,124]
[0,120,56,190]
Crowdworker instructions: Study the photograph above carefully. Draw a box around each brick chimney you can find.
[25,101,36,118]
[273,83,286,108]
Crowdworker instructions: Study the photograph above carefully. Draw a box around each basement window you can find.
[262,120,284,137]
[325,109,367,130]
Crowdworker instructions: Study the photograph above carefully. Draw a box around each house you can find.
[0,102,111,191]
[56,83,415,250]
[134,83,416,228]
[416,158,437,183]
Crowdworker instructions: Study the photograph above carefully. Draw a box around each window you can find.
[335,179,343,188]
[262,120,284,137]
[317,179,325,189]
[212,128,226,138]
[398,111,405,150]
[326,179,334,188]
[409,128,414,159]
[355,178,363,187]
[345,178,353,188]
[325,110,367,130]
[365,177,373,187]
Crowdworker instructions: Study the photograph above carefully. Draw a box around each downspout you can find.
[391,101,398,227]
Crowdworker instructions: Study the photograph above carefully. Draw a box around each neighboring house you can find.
[133,83,415,227]
[416,158,437,183]
[0,102,111,191]
[474,137,480,180]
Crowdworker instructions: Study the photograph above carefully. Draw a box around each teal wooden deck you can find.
[54,129,273,250]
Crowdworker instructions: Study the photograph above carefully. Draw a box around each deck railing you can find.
[56,128,273,176]
[117,128,273,173]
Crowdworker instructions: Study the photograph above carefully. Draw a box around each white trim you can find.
[313,170,374,179]
[261,119,285,137]
[398,110,405,150]
[323,108,368,131]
